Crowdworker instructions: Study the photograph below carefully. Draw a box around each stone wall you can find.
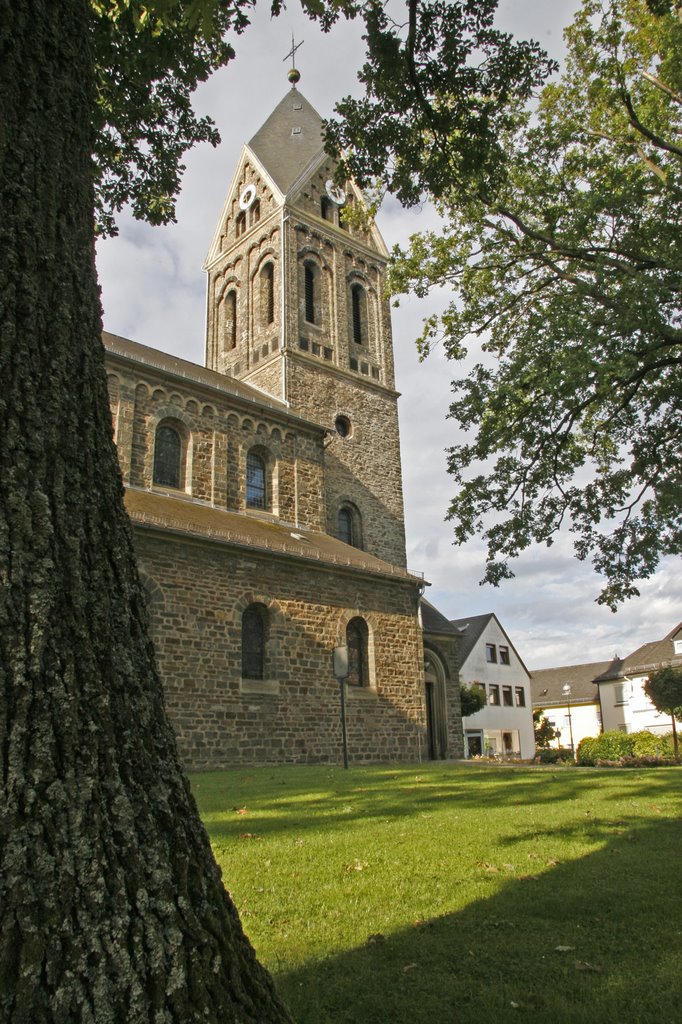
[137,530,428,770]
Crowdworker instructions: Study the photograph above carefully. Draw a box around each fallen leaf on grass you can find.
[555,946,575,953]
[236,807,248,816]
[366,933,385,945]
[575,960,602,973]
[476,861,500,873]
[345,859,368,872]
[402,963,418,973]
[238,833,262,840]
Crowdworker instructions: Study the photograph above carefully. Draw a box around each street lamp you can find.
[333,645,349,769]
[562,683,575,758]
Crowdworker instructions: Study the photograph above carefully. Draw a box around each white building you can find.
[531,662,606,753]
[452,614,535,760]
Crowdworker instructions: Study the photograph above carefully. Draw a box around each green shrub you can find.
[577,730,676,766]
[535,747,574,764]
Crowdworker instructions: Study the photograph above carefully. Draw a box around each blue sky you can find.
[96,0,681,668]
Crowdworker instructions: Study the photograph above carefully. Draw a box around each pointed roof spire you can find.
[248,89,325,195]
[283,33,303,88]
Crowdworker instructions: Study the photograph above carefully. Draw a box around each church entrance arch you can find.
[424,649,448,760]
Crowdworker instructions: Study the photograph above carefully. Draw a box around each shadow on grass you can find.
[193,763,681,842]
[275,812,682,1024]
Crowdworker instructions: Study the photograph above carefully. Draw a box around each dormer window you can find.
[674,639,682,655]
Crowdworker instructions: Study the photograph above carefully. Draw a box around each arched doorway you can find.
[424,650,448,760]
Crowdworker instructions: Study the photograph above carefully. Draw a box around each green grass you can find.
[191,763,682,1024]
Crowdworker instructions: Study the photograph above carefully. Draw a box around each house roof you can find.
[103,331,326,434]
[125,487,422,586]
[531,661,613,707]
[248,89,325,196]
[420,599,458,636]
[449,613,529,675]
[605,621,682,681]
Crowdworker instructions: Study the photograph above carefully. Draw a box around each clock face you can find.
[239,184,257,210]
[325,179,346,205]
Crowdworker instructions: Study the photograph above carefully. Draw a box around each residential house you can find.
[451,614,535,759]
[530,662,608,753]
[595,622,682,735]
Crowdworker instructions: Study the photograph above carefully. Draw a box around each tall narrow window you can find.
[304,263,315,324]
[242,604,267,679]
[351,284,365,345]
[338,507,353,546]
[321,196,333,221]
[261,263,274,326]
[224,290,237,350]
[346,617,368,687]
[250,199,261,226]
[153,424,182,488]
[236,211,246,237]
[246,451,266,509]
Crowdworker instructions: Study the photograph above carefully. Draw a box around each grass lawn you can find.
[191,762,682,1024]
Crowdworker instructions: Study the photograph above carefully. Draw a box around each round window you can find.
[335,415,352,438]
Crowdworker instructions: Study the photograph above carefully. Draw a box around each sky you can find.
[96,0,681,670]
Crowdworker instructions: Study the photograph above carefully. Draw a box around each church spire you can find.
[284,33,303,87]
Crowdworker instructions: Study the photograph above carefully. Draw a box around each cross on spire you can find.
[283,33,304,67]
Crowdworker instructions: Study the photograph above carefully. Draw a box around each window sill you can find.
[346,685,377,698]
[240,678,279,696]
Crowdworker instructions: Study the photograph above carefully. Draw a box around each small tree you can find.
[533,709,559,750]
[643,667,682,760]
[460,680,486,718]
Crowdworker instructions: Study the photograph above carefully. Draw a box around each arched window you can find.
[261,262,275,326]
[337,503,361,548]
[304,263,315,324]
[236,211,246,237]
[250,199,261,226]
[224,290,237,350]
[346,617,369,687]
[242,603,267,680]
[246,450,267,509]
[351,283,366,345]
[153,423,182,488]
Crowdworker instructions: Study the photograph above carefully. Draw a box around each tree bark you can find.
[0,2,292,1020]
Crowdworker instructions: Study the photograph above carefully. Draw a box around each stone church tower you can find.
[203,86,407,567]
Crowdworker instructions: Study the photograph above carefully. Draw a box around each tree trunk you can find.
[0,2,292,1020]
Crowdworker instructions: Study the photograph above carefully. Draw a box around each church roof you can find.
[126,488,423,586]
[247,88,326,195]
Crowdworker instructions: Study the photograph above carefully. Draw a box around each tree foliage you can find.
[459,681,486,717]
[327,0,682,608]
[644,665,682,757]
[533,710,560,750]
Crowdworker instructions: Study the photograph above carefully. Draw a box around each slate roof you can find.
[449,614,494,666]
[599,622,682,681]
[420,598,458,636]
[531,662,612,707]
[103,332,325,433]
[248,89,325,196]
[125,488,422,585]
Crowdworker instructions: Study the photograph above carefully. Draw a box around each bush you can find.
[534,747,574,764]
[577,730,677,766]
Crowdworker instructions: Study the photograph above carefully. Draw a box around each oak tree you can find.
[0,1,297,1019]
[327,0,682,609]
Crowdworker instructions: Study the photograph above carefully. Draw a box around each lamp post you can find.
[562,683,575,758]
[333,645,349,769]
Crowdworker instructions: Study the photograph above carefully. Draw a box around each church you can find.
[104,80,464,770]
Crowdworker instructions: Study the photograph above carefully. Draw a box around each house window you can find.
[499,645,510,665]
[351,284,366,345]
[614,683,628,706]
[246,451,267,509]
[242,604,267,680]
[485,644,497,664]
[515,686,526,707]
[153,424,182,488]
[304,263,316,324]
[502,685,513,707]
[346,617,369,687]
[236,210,246,237]
[261,262,274,326]
[488,684,500,706]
